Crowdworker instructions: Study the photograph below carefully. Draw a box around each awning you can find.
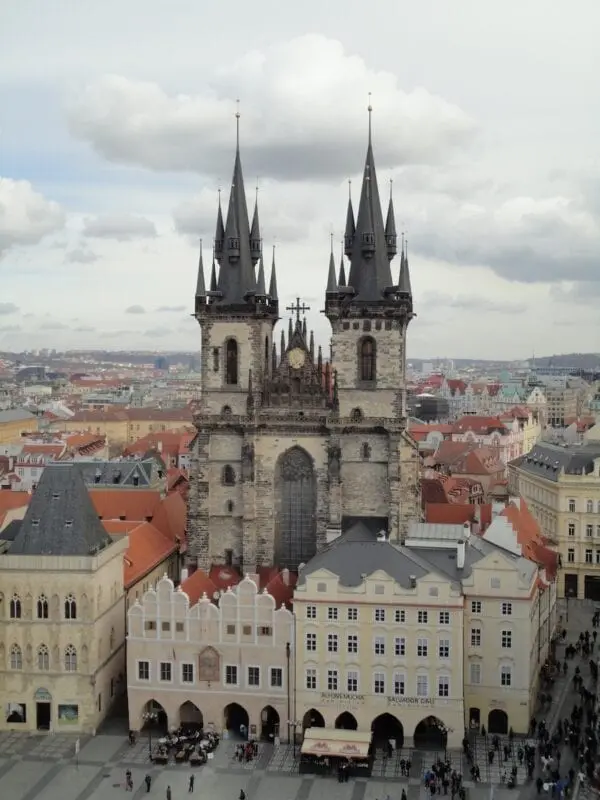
[301,727,371,759]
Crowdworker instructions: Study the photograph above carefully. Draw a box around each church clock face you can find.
[288,348,306,370]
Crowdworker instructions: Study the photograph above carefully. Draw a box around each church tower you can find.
[194,110,279,416]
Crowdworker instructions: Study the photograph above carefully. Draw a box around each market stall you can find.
[299,727,372,777]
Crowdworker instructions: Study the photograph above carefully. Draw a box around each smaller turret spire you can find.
[214,189,225,262]
[399,235,412,298]
[288,316,293,342]
[269,245,278,301]
[309,329,315,361]
[302,317,307,340]
[195,239,206,297]
[255,248,267,297]
[338,239,346,286]
[250,182,261,265]
[385,178,397,261]
[326,235,337,294]
[280,328,286,357]
[209,252,218,292]
[272,342,277,372]
[317,345,323,377]
[344,180,355,257]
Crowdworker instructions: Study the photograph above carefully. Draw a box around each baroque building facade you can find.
[187,112,420,572]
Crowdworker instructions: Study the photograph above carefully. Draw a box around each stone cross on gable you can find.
[286,297,311,325]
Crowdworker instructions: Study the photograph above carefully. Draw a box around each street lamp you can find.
[142,710,158,759]
[287,720,301,757]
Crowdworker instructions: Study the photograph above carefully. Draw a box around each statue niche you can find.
[274,447,317,570]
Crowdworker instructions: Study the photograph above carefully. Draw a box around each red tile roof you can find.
[90,489,162,522]
[121,522,178,589]
[20,443,65,458]
[124,430,194,460]
[264,571,297,609]
[500,499,558,578]
[209,566,242,591]
[421,478,449,506]
[425,503,476,525]
[181,569,218,605]
[151,491,187,550]
[452,416,509,435]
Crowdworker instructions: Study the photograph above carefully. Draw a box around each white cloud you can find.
[66,247,98,264]
[67,35,475,182]
[125,305,146,314]
[0,177,65,257]
[83,213,157,241]
[0,324,21,333]
[156,305,186,312]
[0,303,19,315]
[39,321,69,330]
[144,326,171,337]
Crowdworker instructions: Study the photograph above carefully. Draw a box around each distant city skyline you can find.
[1,1,599,358]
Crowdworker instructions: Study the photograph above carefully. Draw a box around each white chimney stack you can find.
[180,567,189,582]
[281,568,290,586]
[456,541,466,569]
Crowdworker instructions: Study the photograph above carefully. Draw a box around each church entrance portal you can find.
[274,447,317,570]
[36,702,51,731]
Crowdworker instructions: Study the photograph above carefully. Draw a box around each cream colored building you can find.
[0,463,127,733]
[127,574,295,740]
[294,524,466,750]
[510,441,600,599]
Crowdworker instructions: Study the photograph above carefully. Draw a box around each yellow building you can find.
[0,463,127,733]
[294,523,465,751]
[127,573,294,739]
[0,409,38,444]
[49,407,193,446]
[510,441,600,599]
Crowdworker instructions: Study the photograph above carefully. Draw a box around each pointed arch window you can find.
[9,594,21,619]
[38,644,49,671]
[65,644,77,672]
[225,339,238,385]
[361,442,372,460]
[64,594,77,620]
[10,644,22,670]
[359,337,376,383]
[222,465,236,486]
[37,594,49,619]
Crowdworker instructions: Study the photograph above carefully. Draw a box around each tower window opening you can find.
[225,339,238,385]
[359,337,376,383]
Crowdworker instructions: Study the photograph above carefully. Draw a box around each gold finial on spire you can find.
[235,99,241,148]
[368,92,373,143]
[330,230,334,253]
[255,178,259,203]
[389,177,393,200]
[348,179,352,199]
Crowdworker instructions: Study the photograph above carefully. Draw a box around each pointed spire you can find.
[288,317,293,343]
[272,342,277,373]
[195,239,206,297]
[338,240,346,286]
[250,183,261,265]
[344,180,355,257]
[280,328,286,357]
[317,345,323,377]
[269,245,278,301]
[255,251,267,296]
[309,330,315,361]
[302,317,307,340]
[399,235,412,298]
[344,101,393,301]
[214,189,225,262]
[385,179,397,261]
[209,253,218,292]
[326,234,337,294]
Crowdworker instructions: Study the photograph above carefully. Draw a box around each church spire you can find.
[338,240,346,287]
[255,249,267,296]
[214,189,225,262]
[326,233,337,294]
[269,245,278,302]
[209,251,218,292]
[345,100,393,302]
[385,179,398,261]
[344,180,355,257]
[195,239,206,298]
[250,183,261,265]
[399,235,413,300]
[216,102,257,305]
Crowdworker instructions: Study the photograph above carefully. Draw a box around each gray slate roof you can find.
[0,408,36,423]
[9,463,113,556]
[517,442,600,482]
[77,456,163,488]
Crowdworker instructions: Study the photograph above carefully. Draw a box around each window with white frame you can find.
[568,523,576,537]
[374,607,386,622]
[501,602,512,616]
[416,674,428,697]
[586,549,593,563]
[587,524,594,538]
[500,665,512,686]
[327,633,338,653]
[306,633,317,652]
[225,665,238,685]
[395,608,405,623]
[159,662,172,682]
[439,610,450,625]
[247,666,260,687]
[347,670,358,693]
[327,606,338,621]
[417,638,428,657]
[438,639,450,658]
[418,610,428,624]
[394,637,406,656]
[306,605,316,619]
[471,600,482,614]
[270,667,283,688]
[181,663,194,683]
[327,669,338,691]
[588,500,593,513]
[569,498,576,513]
[470,627,481,646]
[393,672,405,695]
[305,668,317,690]
[374,636,385,655]
[137,660,150,681]
[501,630,512,648]
[373,672,385,694]
[469,662,481,684]
[438,675,450,697]
[347,607,358,621]
[567,548,575,563]
[347,634,358,654]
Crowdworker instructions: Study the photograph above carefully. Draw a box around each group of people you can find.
[234,740,259,763]
[423,758,467,799]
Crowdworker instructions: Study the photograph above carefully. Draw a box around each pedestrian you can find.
[239,791,246,800]
[125,770,133,792]
[166,786,172,800]
[145,774,152,793]
[189,774,195,792]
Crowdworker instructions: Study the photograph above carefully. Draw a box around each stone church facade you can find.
[187,112,420,572]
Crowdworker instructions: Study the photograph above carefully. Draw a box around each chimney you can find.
[463,521,471,539]
[157,440,163,453]
[409,575,417,589]
[281,568,290,586]
[456,540,466,569]
[180,567,189,582]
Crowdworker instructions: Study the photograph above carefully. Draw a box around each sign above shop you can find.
[387,696,434,707]
[320,692,365,705]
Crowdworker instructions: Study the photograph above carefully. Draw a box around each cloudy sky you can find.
[1,0,599,359]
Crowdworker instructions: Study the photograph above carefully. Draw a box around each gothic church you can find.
[187,111,420,572]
